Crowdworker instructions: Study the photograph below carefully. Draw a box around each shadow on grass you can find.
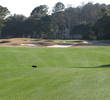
[72,64,110,68]
[98,64,110,68]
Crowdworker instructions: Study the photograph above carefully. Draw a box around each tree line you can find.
[1,2,110,40]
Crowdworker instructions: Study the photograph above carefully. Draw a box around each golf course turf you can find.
[0,47,110,100]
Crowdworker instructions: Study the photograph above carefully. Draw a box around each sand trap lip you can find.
[47,45,72,48]
[21,44,72,48]
[21,44,38,47]
[64,40,88,44]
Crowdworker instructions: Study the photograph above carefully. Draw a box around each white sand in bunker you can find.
[47,45,72,48]
[21,44,38,47]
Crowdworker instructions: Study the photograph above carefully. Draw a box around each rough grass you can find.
[0,47,110,100]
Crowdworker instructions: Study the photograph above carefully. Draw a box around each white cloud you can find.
[0,0,110,16]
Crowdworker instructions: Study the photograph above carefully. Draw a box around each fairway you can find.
[0,47,110,100]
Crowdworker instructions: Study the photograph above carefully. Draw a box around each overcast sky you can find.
[0,0,110,16]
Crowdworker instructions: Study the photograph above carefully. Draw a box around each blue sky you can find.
[0,0,110,16]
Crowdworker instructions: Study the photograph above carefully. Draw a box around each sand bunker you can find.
[0,38,109,48]
[47,45,72,48]
[21,44,37,47]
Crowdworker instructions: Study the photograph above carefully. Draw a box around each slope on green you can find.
[0,47,110,100]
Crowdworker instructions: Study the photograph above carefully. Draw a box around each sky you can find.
[0,0,110,16]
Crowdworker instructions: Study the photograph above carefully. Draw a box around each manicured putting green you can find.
[0,47,110,100]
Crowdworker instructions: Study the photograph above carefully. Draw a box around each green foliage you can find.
[52,2,65,13]
[2,14,26,38]
[0,5,10,32]
[94,15,110,39]
[30,5,49,19]
[2,2,110,40]
[0,5,10,18]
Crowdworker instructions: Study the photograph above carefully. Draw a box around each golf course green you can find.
[0,47,110,100]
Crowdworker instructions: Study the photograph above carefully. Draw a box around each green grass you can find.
[0,47,110,100]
